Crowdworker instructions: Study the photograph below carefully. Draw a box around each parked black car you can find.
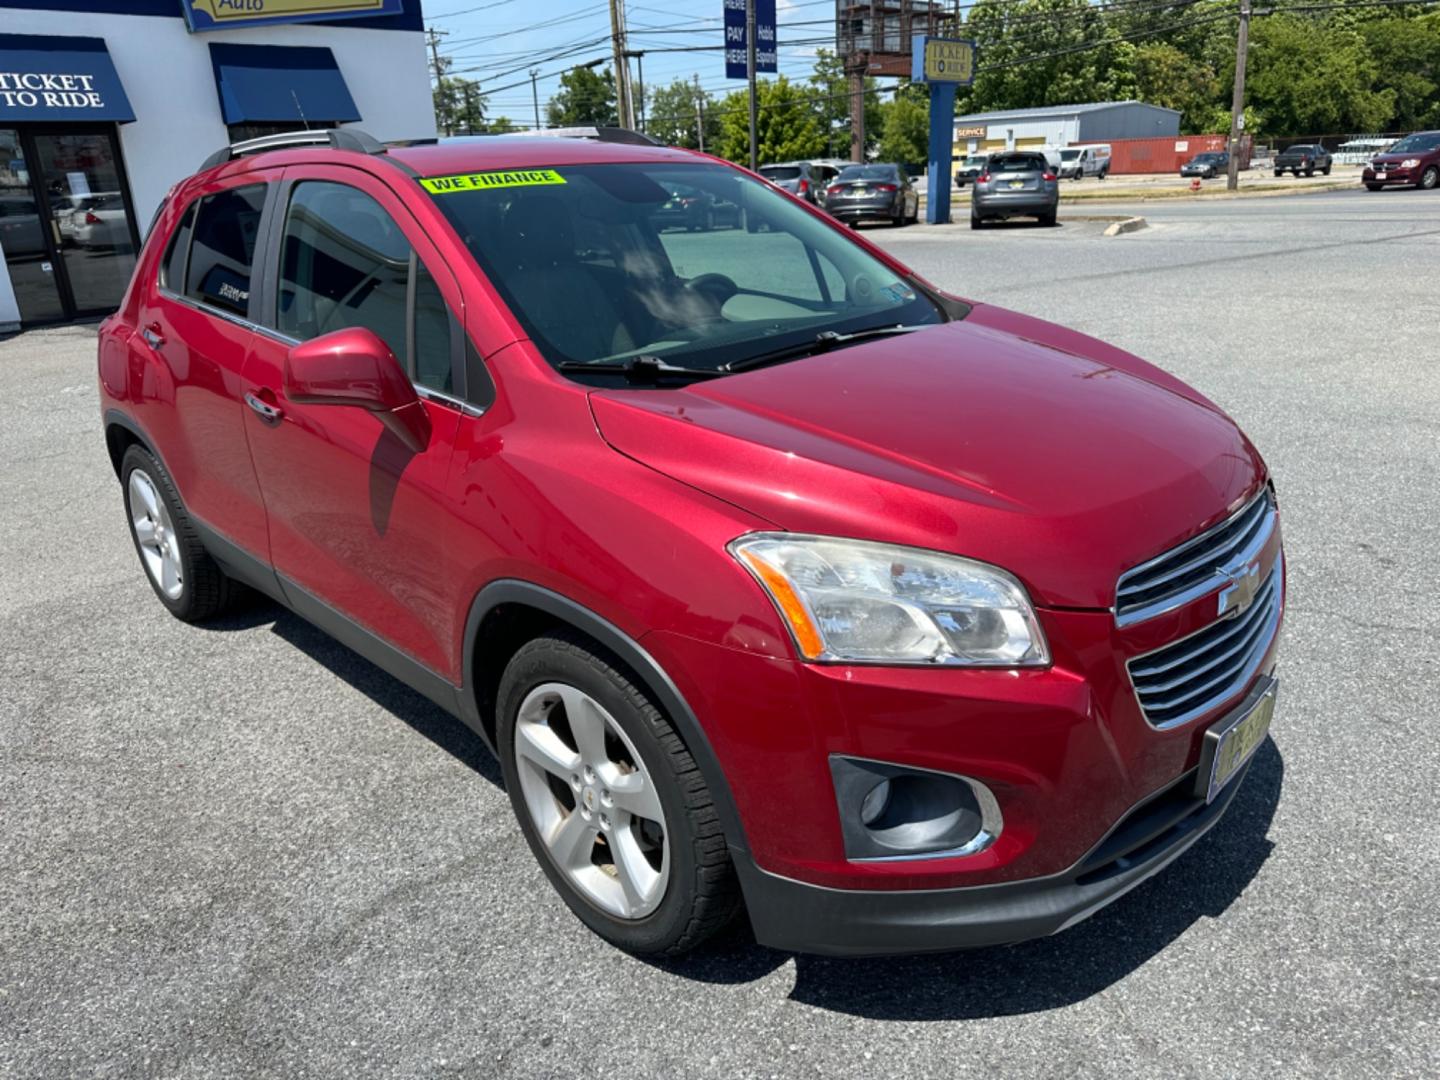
[821,163,919,227]
[653,182,742,231]
[1180,151,1229,179]
[971,151,1059,228]
[1274,144,1332,177]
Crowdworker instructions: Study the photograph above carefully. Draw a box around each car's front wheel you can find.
[120,444,234,622]
[497,633,740,956]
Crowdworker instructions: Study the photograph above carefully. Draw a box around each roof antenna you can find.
[292,90,311,131]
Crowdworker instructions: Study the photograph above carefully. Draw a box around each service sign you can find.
[181,0,405,34]
[911,36,977,85]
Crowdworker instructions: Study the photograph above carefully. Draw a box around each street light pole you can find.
[530,67,541,131]
[746,0,758,171]
[1226,0,1251,192]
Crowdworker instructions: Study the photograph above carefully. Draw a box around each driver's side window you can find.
[276,181,454,394]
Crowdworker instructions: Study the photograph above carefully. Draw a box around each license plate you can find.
[851,186,868,195]
[1376,172,1387,180]
[1008,180,1025,190]
[1198,678,1277,803]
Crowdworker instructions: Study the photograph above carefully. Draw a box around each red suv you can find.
[98,129,1284,957]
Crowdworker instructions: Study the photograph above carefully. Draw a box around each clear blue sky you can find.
[423,0,841,127]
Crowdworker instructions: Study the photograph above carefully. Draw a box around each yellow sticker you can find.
[419,169,567,194]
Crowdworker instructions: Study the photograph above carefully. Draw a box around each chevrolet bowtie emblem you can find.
[1217,560,1262,619]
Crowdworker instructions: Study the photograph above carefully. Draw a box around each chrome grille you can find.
[1127,562,1282,730]
[1115,489,1275,627]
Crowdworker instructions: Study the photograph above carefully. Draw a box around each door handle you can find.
[141,323,165,350]
[244,391,284,424]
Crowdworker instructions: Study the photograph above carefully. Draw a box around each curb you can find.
[1103,216,1147,236]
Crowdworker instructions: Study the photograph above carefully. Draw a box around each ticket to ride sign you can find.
[912,37,977,85]
[182,0,404,33]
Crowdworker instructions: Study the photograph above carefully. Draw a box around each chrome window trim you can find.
[1126,555,1284,731]
[1114,488,1275,628]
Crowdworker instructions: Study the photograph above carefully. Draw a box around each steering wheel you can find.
[684,273,739,311]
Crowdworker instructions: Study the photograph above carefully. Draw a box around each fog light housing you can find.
[829,756,1002,860]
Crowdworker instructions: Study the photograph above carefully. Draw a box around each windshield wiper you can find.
[723,324,922,374]
[557,355,727,384]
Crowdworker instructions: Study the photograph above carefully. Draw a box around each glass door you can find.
[0,126,139,325]
[30,129,139,316]
[0,128,66,324]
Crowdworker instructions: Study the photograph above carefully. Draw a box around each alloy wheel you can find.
[128,469,183,600]
[513,682,669,919]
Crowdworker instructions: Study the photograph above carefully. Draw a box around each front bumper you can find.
[737,756,1253,956]
[1363,166,1411,184]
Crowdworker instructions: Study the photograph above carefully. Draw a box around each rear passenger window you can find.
[276,180,454,394]
[185,185,266,317]
[160,201,195,292]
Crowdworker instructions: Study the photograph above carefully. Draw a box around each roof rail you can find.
[496,125,664,147]
[198,128,387,172]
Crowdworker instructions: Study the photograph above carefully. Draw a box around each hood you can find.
[589,310,1266,610]
[1372,152,1428,164]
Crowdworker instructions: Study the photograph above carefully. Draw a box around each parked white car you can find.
[69,193,131,250]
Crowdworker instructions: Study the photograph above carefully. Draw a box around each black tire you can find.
[119,444,234,622]
[497,632,741,957]
[970,210,984,230]
[1274,170,1283,177]
[1039,209,1058,227]
[1322,164,1332,176]
[1305,167,1315,177]
[1421,166,1439,190]
[1365,182,1384,192]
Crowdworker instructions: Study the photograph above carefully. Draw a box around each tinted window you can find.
[761,166,802,180]
[991,154,1047,172]
[423,161,941,377]
[837,164,899,181]
[160,201,196,292]
[277,181,454,394]
[185,185,266,317]
[1060,150,1080,161]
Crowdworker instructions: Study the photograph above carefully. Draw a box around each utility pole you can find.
[529,67,541,131]
[608,0,634,130]
[847,55,866,162]
[746,0,758,171]
[693,73,705,153]
[1226,0,1251,192]
[632,51,646,133]
[426,27,450,135]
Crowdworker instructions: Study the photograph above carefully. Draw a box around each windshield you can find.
[423,161,943,379]
[1060,150,1080,161]
[1193,153,1223,163]
[1388,133,1440,153]
[837,165,898,181]
[760,166,802,180]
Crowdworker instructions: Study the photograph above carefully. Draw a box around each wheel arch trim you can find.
[463,579,752,857]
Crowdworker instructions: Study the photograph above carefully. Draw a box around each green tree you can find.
[1245,15,1395,135]
[874,84,930,167]
[431,56,487,136]
[810,48,882,159]
[1132,42,1219,134]
[546,65,618,127]
[646,77,718,149]
[713,76,826,165]
[1360,13,1440,130]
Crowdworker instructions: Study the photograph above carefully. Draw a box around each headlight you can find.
[1402,158,1421,168]
[729,534,1049,666]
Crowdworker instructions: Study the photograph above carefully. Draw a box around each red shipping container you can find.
[1071,134,1249,175]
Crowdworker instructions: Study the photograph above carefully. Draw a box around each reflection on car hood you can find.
[588,306,1265,608]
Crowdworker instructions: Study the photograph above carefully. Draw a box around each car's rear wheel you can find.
[1322,164,1332,175]
[1039,209,1057,227]
[120,444,234,622]
[497,632,740,956]
[970,210,984,230]
[1421,166,1439,190]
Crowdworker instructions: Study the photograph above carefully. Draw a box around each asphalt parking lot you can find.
[2,188,1437,1079]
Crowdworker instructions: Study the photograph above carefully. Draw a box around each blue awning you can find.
[0,34,135,123]
[209,43,361,125]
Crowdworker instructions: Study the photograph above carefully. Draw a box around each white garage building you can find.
[953,100,1181,157]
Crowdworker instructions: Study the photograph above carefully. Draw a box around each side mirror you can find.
[284,327,431,453]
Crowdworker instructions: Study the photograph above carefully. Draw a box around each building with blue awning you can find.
[0,0,433,329]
